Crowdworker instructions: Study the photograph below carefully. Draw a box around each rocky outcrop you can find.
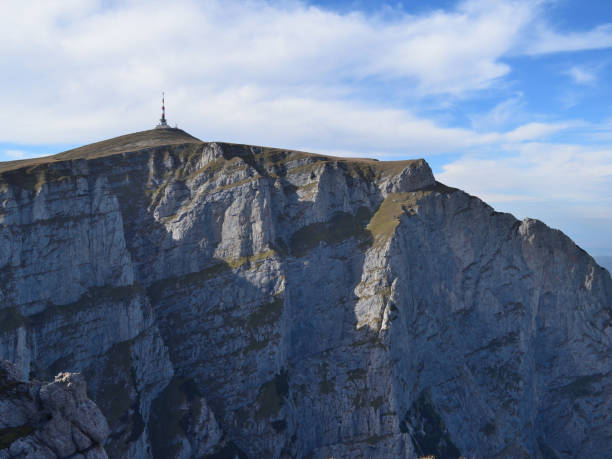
[0,129,610,458]
[0,360,108,458]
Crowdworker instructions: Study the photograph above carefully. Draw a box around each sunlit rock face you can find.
[0,129,610,458]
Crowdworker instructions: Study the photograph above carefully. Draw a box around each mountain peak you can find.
[0,130,609,458]
[0,128,202,173]
[55,128,202,161]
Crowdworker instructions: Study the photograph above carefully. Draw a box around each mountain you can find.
[595,256,612,275]
[0,129,610,458]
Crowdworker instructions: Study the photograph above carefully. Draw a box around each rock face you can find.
[0,129,610,458]
[0,360,109,458]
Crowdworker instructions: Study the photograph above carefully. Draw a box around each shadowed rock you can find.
[0,360,109,458]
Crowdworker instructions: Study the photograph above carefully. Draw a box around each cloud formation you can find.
[437,141,612,248]
[0,0,610,148]
[3,150,29,160]
[1,0,611,250]
[524,23,612,55]
[567,66,597,85]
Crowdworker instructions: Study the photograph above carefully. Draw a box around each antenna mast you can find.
[155,91,170,129]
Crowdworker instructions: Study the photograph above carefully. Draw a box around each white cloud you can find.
[0,82,571,160]
[470,95,525,131]
[439,142,612,201]
[0,0,550,148]
[163,87,494,155]
[0,0,598,152]
[566,66,597,85]
[0,0,610,249]
[523,23,612,55]
[437,142,612,247]
[3,149,29,159]
[501,122,570,142]
[437,141,612,251]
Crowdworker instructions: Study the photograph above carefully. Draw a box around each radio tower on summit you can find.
[155,92,170,129]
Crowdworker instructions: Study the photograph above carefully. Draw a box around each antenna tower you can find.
[155,92,170,129]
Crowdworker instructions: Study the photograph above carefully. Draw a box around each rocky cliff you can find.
[0,129,610,458]
[0,360,109,458]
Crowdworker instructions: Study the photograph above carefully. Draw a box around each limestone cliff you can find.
[0,129,610,458]
[0,360,109,458]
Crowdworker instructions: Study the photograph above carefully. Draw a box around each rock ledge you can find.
[0,360,109,459]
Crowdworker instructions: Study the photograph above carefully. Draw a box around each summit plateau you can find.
[0,129,610,458]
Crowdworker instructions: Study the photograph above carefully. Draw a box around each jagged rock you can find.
[0,129,610,458]
[0,360,109,458]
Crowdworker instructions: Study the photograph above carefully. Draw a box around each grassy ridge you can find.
[0,129,202,173]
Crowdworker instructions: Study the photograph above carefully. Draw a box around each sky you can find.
[1,0,611,256]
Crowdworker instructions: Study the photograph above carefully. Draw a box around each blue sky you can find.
[1,0,611,255]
